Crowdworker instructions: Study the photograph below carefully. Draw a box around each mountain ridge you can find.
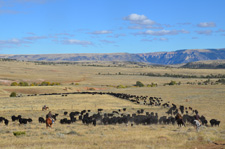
[1,48,225,65]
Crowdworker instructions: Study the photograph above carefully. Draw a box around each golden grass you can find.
[0,61,225,148]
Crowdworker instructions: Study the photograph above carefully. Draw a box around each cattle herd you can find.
[0,91,221,129]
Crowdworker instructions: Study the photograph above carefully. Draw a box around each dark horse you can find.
[46,118,54,128]
[175,113,185,127]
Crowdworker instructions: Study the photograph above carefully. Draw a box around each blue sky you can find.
[0,0,225,54]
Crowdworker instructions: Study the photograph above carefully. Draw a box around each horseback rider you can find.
[176,112,182,119]
[176,112,185,126]
[195,112,200,120]
[194,111,201,124]
[194,119,201,132]
[42,105,48,111]
[46,111,54,123]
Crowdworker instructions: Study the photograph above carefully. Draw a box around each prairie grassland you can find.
[0,61,225,148]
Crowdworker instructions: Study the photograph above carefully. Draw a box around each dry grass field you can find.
[0,61,225,149]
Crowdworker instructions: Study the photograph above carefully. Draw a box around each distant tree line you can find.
[187,78,225,85]
[98,72,225,79]
[0,58,18,62]
[182,63,225,69]
[32,61,152,68]
[11,81,61,86]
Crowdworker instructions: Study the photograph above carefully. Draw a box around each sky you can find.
[0,0,225,54]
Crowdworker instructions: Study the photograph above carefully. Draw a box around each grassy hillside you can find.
[182,60,225,69]
[0,61,225,148]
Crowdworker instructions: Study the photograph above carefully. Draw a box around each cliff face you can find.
[0,49,225,65]
[138,49,225,64]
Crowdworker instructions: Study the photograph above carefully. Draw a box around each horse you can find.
[42,106,49,111]
[46,118,54,128]
[175,113,185,127]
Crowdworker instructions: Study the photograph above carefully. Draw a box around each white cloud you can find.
[55,32,74,37]
[128,25,163,30]
[179,29,190,34]
[0,38,32,50]
[141,39,153,42]
[0,38,31,45]
[215,29,225,33]
[141,37,168,42]
[62,39,93,46]
[136,29,189,36]
[89,30,112,35]
[192,37,198,39]
[124,13,155,25]
[27,32,36,35]
[177,22,192,25]
[159,37,168,41]
[0,9,21,14]
[24,36,47,40]
[15,0,51,4]
[107,34,126,38]
[128,26,143,29]
[195,30,212,35]
[100,40,115,44]
[0,0,52,14]
[197,22,216,27]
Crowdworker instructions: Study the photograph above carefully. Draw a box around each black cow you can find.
[4,119,9,125]
[210,119,220,127]
[0,117,9,126]
[60,118,71,124]
[0,117,5,123]
[19,118,32,124]
[179,105,184,114]
[199,115,208,126]
[52,113,59,120]
[11,115,21,121]
[38,117,45,123]
[98,109,103,112]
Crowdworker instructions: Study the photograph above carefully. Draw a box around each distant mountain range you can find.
[1,48,225,65]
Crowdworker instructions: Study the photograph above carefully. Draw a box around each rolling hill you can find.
[182,60,225,69]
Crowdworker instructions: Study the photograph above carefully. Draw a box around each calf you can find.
[64,111,68,115]
[39,117,45,123]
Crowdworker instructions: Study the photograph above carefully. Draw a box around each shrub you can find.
[216,78,225,84]
[30,82,38,86]
[40,81,50,86]
[19,82,29,86]
[88,87,95,91]
[55,82,61,85]
[13,131,26,136]
[169,80,177,85]
[117,85,126,89]
[11,82,18,86]
[135,81,144,87]
[10,92,17,97]
[147,83,157,87]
